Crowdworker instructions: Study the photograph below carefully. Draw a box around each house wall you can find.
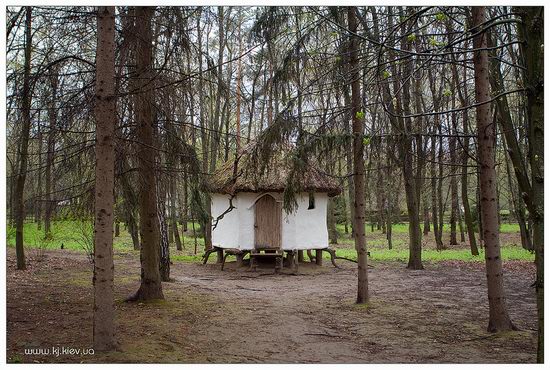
[211,192,329,250]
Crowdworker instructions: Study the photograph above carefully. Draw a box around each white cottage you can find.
[207,145,341,270]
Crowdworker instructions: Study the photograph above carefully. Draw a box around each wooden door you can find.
[254,194,282,249]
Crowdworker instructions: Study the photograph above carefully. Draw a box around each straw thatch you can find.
[207,143,341,197]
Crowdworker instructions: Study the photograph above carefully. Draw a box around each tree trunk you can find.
[44,91,57,238]
[14,6,33,270]
[235,8,243,153]
[449,111,458,246]
[35,121,42,230]
[130,6,163,301]
[348,6,368,304]
[170,177,182,251]
[503,137,532,251]
[119,156,140,251]
[327,197,338,245]
[157,180,170,282]
[93,5,116,351]
[431,135,442,250]
[472,6,515,332]
[458,202,465,243]
[398,12,423,270]
[423,202,430,235]
[455,53,479,254]
[462,133,479,255]
[516,6,544,362]
[437,125,445,248]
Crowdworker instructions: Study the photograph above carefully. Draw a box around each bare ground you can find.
[6,247,537,363]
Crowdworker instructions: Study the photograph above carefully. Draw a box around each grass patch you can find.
[6,220,206,256]
[8,221,529,264]
[329,245,534,262]
[336,222,520,236]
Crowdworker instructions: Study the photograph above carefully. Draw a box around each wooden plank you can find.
[254,194,281,249]
[316,249,323,266]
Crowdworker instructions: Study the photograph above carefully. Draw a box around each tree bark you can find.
[43,65,60,239]
[431,134,442,250]
[93,5,116,351]
[130,6,164,301]
[170,176,183,251]
[449,111,459,246]
[516,6,544,362]
[35,120,42,230]
[14,6,33,270]
[472,6,515,332]
[398,11,423,270]
[157,179,170,282]
[348,6,368,304]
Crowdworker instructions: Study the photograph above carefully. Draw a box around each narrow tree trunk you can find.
[437,126,445,248]
[130,6,164,301]
[128,215,140,251]
[449,112,459,245]
[454,51,479,255]
[158,180,170,282]
[93,5,116,351]
[458,201,465,243]
[44,96,56,238]
[119,157,140,251]
[503,138,532,251]
[348,6,368,304]
[462,135,479,255]
[423,202,430,235]
[431,135,442,250]
[398,13,423,270]
[35,120,42,230]
[14,6,33,270]
[327,197,338,245]
[472,6,515,332]
[170,176,182,251]
[235,8,243,154]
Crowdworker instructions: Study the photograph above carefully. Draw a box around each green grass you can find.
[336,222,520,236]
[329,245,534,263]
[7,220,531,263]
[6,220,206,256]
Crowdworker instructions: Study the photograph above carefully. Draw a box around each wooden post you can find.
[298,250,304,262]
[294,250,299,273]
[216,249,224,263]
[316,249,323,266]
[250,253,257,272]
[236,253,244,268]
[275,255,282,274]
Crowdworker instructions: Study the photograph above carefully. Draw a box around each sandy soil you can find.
[6,248,537,363]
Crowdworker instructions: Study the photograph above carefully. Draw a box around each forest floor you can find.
[6,243,537,364]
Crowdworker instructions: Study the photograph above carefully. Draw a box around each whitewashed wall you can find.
[211,192,329,250]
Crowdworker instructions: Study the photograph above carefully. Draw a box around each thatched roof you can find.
[207,143,342,197]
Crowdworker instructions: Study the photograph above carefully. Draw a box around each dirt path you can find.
[6,248,537,363]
